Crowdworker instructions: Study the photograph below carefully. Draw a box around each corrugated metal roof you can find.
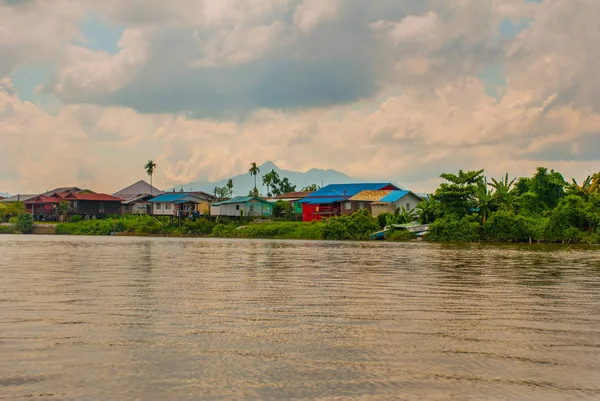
[113,180,163,197]
[3,194,38,202]
[64,193,123,201]
[147,193,188,203]
[349,190,392,202]
[212,196,271,206]
[300,197,342,205]
[380,190,410,203]
[306,183,400,198]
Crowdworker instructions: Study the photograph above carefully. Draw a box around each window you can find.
[249,205,254,212]
[345,202,352,210]
[236,205,240,210]
[359,202,364,209]
[406,203,411,210]
[99,205,105,213]
[156,203,162,209]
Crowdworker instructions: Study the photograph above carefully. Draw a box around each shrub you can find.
[0,225,16,234]
[427,215,480,242]
[484,211,532,242]
[386,230,417,241]
[322,210,379,240]
[16,213,34,234]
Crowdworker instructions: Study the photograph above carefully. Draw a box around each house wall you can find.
[212,200,273,217]
[123,203,149,215]
[74,201,122,215]
[391,193,422,212]
[152,202,175,216]
[301,203,340,222]
[340,200,372,216]
[371,203,396,218]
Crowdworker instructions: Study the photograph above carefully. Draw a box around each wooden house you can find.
[113,180,163,214]
[148,193,213,217]
[299,183,401,222]
[342,190,423,217]
[211,196,273,218]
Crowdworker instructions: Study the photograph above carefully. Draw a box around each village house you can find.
[113,180,163,215]
[211,196,273,218]
[24,192,123,220]
[342,190,423,218]
[274,191,313,215]
[148,192,214,217]
[299,183,402,222]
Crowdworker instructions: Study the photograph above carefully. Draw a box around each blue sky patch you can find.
[75,13,124,54]
[478,63,507,100]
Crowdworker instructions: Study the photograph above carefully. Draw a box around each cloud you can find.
[1,0,599,195]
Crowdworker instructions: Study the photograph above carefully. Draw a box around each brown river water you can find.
[1,235,600,400]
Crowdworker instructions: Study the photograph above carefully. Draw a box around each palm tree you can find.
[569,173,599,198]
[144,160,157,196]
[262,170,280,197]
[226,179,234,198]
[476,179,495,223]
[248,162,260,195]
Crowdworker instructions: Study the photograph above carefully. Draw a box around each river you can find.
[1,236,599,400]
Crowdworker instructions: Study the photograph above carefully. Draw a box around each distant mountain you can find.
[170,161,404,196]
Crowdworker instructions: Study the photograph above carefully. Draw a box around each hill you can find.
[169,161,404,196]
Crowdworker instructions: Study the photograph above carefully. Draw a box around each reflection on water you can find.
[1,236,600,400]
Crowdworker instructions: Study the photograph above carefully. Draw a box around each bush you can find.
[0,225,16,234]
[16,213,33,234]
[545,195,587,243]
[427,216,480,242]
[322,210,380,240]
[69,215,83,223]
[386,230,417,241]
[484,211,531,242]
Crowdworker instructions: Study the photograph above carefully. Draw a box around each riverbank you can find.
[1,216,598,244]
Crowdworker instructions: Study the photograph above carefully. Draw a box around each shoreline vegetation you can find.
[2,167,599,244]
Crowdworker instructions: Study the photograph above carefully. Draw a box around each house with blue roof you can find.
[344,190,423,218]
[211,196,273,218]
[299,183,401,221]
[148,192,213,217]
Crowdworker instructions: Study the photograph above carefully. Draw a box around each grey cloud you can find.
[50,0,504,118]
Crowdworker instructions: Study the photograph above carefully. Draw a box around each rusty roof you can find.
[348,190,392,202]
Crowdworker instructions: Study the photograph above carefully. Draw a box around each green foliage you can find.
[529,167,566,210]
[273,200,294,219]
[432,169,484,218]
[271,177,296,196]
[302,184,319,192]
[16,213,34,234]
[385,230,416,241]
[69,214,83,223]
[0,201,25,222]
[416,197,437,224]
[0,225,16,234]
[427,216,480,242]
[545,195,587,243]
[322,209,379,241]
[483,211,534,242]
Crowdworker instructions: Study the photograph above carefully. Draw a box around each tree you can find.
[302,184,319,192]
[432,169,485,218]
[144,160,157,196]
[226,179,234,198]
[416,196,437,224]
[489,173,518,211]
[529,167,566,209]
[475,179,495,223]
[271,177,296,196]
[262,170,279,197]
[273,200,293,219]
[16,212,33,234]
[569,172,599,198]
[249,162,260,194]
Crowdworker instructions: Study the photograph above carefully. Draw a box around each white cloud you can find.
[293,0,340,34]
[1,0,599,195]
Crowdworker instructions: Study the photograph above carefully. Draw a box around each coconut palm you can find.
[144,160,157,195]
[476,179,495,223]
[248,162,260,194]
[569,173,600,198]
[262,170,280,197]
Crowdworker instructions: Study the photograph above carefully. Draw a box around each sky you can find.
[1,0,599,194]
